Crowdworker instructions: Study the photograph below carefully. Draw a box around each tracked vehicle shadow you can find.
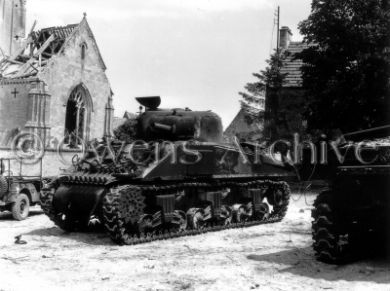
[247,247,390,284]
[25,226,114,246]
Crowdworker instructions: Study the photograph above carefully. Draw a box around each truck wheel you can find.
[12,194,30,221]
[0,176,8,199]
[312,191,355,264]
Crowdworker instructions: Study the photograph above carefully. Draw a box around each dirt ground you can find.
[0,192,389,291]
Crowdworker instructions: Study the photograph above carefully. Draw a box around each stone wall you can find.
[0,19,112,149]
[0,18,112,177]
[0,79,34,144]
[224,109,264,141]
[39,20,111,145]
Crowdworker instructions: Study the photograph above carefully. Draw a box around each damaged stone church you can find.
[0,0,114,174]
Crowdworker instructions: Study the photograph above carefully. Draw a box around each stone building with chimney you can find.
[264,26,308,140]
[224,102,264,142]
[0,0,114,175]
[225,26,307,142]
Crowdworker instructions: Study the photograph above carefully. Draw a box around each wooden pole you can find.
[276,6,280,52]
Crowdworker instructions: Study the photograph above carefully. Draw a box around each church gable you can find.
[0,16,106,80]
[35,18,112,149]
[58,17,107,72]
[0,14,113,150]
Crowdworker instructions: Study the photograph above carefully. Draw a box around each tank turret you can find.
[135,96,223,142]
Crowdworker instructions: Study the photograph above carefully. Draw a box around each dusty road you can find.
[0,193,389,291]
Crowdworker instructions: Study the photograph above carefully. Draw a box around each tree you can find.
[298,0,390,134]
[239,50,287,139]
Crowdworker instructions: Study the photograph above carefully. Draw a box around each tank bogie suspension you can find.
[101,180,290,245]
[41,178,290,245]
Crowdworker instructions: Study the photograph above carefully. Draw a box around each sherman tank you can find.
[41,97,294,245]
[309,125,390,264]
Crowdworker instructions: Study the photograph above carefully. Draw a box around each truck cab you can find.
[0,158,44,220]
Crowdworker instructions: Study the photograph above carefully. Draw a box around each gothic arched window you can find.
[64,84,92,147]
[81,42,87,61]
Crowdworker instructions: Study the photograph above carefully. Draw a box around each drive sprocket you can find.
[102,185,146,244]
[117,186,146,224]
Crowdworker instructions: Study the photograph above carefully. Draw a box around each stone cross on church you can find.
[11,88,19,98]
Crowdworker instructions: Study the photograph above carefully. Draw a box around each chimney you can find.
[279,26,292,50]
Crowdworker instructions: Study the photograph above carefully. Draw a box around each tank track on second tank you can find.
[41,177,290,245]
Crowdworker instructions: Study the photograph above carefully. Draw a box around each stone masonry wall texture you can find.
[39,20,111,144]
[0,19,112,176]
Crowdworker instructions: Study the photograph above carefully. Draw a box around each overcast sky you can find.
[26,0,312,128]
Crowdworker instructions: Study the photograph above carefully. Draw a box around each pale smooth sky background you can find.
[26,0,312,128]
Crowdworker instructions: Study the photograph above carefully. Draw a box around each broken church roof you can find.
[0,16,106,80]
[32,24,78,42]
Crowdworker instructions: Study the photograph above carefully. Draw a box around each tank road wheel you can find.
[11,194,30,221]
[312,191,356,264]
[233,202,253,223]
[102,185,146,244]
[268,182,290,220]
[187,208,206,230]
[171,210,188,232]
[256,203,270,220]
[219,205,232,225]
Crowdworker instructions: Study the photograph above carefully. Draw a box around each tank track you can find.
[102,180,290,245]
[312,191,356,264]
[40,179,74,231]
[41,181,64,228]
[41,177,290,245]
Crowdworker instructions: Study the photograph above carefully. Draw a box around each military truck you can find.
[0,158,44,220]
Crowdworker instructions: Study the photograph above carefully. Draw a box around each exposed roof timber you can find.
[13,58,37,78]
[33,34,55,58]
